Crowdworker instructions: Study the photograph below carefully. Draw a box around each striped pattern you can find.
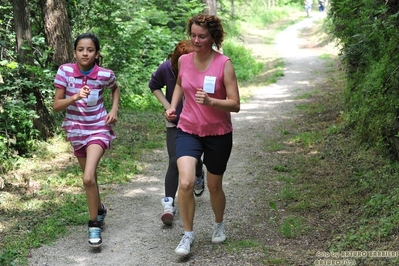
[54,63,116,150]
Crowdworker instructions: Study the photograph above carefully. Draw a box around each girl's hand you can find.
[75,85,90,100]
[165,108,177,121]
[105,109,118,125]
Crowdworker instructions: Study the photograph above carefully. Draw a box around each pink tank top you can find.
[178,52,233,137]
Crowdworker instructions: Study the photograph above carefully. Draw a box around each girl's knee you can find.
[82,175,96,187]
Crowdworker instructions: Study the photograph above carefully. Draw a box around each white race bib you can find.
[203,76,216,94]
[87,90,99,106]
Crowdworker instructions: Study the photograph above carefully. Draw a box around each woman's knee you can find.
[207,179,223,194]
[179,177,195,194]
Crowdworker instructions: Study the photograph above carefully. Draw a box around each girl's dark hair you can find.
[187,15,225,50]
[167,40,195,75]
[74,33,102,66]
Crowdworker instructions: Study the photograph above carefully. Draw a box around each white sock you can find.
[215,221,224,226]
[184,231,194,239]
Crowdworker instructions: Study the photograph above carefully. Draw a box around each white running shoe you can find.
[161,197,176,225]
[212,223,226,243]
[175,235,194,256]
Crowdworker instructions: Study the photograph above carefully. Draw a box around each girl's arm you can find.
[165,79,183,122]
[152,89,171,110]
[105,84,120,124]
[53,86,90,112]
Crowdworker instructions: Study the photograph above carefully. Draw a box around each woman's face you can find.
[190,24,214,54]
[74,38,99,71]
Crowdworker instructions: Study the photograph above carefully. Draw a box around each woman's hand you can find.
[195,89,213,106]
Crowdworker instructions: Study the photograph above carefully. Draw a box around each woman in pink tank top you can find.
[165,14,240,256]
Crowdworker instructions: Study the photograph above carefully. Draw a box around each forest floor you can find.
[26,12,345,266]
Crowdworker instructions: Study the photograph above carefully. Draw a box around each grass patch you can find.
[226,239,261,252]
[279,216,307,238]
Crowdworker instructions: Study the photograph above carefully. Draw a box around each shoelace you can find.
[213,224,224,237]
[89,227,101,239]
[177,235,192,249]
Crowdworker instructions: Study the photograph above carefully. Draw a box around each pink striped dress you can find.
[54,63,116,151]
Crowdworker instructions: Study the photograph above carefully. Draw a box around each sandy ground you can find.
[28,13,334,266]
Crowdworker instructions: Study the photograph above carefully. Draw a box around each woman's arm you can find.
[196,60,240,113]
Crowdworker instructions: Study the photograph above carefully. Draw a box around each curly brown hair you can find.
[167,40,195,75]
[187,14,225,50]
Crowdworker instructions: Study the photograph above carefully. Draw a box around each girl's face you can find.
[190,24,214,54]
[74,38,99,71]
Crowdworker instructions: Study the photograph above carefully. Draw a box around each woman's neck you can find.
[195,49,214,62]
[193,49,215,72]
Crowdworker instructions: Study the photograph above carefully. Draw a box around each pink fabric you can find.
[178,52,233,137]
[54,63,116,151]
[74,139,107,157]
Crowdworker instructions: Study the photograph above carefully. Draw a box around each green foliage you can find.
[335,188,399,250]
[223,41,264,81]
[329,0,399,153]
[279,216,305,238]
[67,0,204,108]
[0,62,57,173]
[234,4,299,27]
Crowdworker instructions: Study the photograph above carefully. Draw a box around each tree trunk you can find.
[40,0,73,68]
[231,0,235,16]
[202,0,217,15]
[11,0,55,140]
[11,0,33,64]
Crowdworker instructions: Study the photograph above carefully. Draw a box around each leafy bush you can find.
[329,0,399,155]
[223,41,264,81]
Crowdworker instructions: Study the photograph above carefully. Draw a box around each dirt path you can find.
[28,15,335,266]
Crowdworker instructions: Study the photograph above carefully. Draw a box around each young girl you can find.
[53,33,120,248]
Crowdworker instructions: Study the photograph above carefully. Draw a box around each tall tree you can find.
[11,0,33,64]
[40,0,73,67]
[10,0,55,140]
[203,0,217,15]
